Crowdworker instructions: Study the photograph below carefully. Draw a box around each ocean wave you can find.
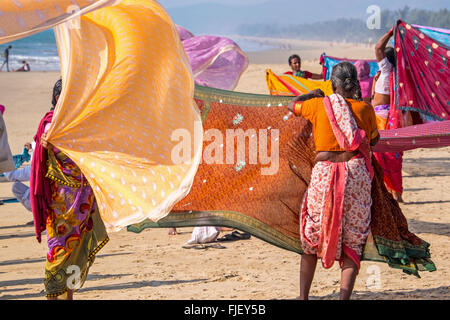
[6,55,60,71]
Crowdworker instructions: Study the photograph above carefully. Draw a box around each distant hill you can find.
[166,0,450,35]
[236,7,450,42]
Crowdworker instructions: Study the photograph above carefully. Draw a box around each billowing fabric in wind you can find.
[176,25,249,90]
[321,54,379,81]
[0,0,203,232]
[266,69,333,96]
[394,20,450,121]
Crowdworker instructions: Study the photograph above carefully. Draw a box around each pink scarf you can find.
[317,95,373,269]
[30,110,54,242]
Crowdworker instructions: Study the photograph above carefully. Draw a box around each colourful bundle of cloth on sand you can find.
[176,25,249,91]
[129,84,439,277]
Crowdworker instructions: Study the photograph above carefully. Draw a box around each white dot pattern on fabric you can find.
[0,0,202,232]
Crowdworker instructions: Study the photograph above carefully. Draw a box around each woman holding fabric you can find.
[286,54,323,80]
[288,62,379,300]
[30,79,109,299]
[371,28,405,203]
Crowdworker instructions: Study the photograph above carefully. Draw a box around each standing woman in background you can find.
[371,28,404,202]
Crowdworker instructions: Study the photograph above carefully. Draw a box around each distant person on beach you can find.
[0,46,12,72]
[31,79,109,299]
[2,149,33,213]
[15,60,30,72]
[354,60,373,104]
[285,54,323,80]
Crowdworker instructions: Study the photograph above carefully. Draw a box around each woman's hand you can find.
[41,132,49,149]
[309,88,325,98]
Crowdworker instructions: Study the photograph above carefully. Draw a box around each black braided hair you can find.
[51,78,62,109]
[385,46,396,68]
[330,62,360,98]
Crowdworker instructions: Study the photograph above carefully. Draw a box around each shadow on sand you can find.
[406,219,450,236]
[403,157,450,178]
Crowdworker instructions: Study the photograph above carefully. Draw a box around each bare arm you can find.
[40,132,51,149]
[310,72,323,80]
[287,89,324,113]
[375,28,394,62]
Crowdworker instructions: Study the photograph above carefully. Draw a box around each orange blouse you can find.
[294,97,379,152]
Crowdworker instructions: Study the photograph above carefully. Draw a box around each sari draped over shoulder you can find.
[30,110,54,242]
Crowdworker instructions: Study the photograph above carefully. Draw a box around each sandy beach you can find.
[1,43,449,300]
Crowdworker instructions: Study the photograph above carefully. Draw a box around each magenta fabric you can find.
[176,26,249,90]
[374,120,450,153]
[394,20,450,121]
[374,151,403,194]
[0,104,4,115]
[30,110,54,242]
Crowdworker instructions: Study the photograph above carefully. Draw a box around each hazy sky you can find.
[158,0,267,8]
[158,0,449,10]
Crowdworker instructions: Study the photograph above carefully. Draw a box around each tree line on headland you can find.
[236,7,450,43]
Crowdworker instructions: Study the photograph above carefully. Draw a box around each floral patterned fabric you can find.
[44,147,108,298]
[301,158,372,262]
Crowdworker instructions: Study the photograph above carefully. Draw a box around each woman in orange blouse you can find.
[287,62,379,300]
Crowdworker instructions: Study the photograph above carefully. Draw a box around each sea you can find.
[1,30,60,72]
[0,29,274,72]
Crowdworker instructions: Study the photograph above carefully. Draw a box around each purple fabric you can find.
[176,26,249,90]
[46,147,96,263]
[176,25,194,41]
